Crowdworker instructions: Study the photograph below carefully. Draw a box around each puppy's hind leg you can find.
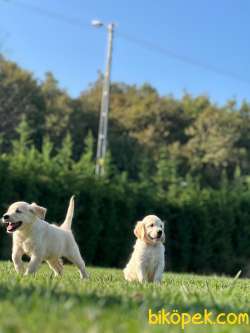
[47,258,64,277]
[66,246,88,279]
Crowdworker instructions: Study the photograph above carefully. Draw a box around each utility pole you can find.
[92,20,114,176]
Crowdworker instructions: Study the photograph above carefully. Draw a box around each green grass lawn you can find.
[0,262,249,333]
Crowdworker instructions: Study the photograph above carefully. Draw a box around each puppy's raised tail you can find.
[60,196,75,230]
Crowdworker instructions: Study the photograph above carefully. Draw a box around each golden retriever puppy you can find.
[2,196,88,278]
[124,215,165,283]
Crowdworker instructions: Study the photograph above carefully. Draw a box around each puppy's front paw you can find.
[14,265,25,275]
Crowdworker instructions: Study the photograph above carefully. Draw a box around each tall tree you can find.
[0,56,45,150]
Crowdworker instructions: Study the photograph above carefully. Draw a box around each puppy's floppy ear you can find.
[134,221,145,240]
[30,203,47,219]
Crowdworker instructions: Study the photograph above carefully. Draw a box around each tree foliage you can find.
[0,56,250,275]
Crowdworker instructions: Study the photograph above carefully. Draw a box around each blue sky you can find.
[1,0,250,104]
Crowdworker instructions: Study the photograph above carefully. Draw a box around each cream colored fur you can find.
[2,196,87,278]
[123,215,165,283]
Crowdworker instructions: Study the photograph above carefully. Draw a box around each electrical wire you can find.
[117,32,250,86]
[2,0,250,86]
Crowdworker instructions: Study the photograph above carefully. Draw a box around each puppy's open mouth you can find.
[6,221,22,233]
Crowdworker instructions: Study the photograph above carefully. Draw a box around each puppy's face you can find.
[134,215,165,244]
[2,201,47,233]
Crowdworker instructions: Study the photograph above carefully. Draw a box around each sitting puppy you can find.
[124,215,165,283]
[2,196,88,278]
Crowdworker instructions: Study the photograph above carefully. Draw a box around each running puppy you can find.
[2,196,88,278]
[124,215,165,283]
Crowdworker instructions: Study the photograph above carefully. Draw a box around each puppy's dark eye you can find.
[16,209,22,214]
[150,223,154,227]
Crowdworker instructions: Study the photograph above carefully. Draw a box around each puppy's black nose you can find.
[157,230,162,237]
[3,214,10,220]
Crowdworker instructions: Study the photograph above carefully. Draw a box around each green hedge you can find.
[0,161,250,277]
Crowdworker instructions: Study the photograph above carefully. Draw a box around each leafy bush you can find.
[0,120,249,276]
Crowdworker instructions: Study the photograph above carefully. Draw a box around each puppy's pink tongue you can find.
[7,223,14,232]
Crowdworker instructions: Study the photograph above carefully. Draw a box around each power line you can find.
[3,0,91,30]
[2,0,250,87]
[117,32,250,86]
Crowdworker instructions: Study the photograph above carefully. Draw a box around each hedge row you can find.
[0,162,249,276]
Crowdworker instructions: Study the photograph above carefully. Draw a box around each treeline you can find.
[0,55,250,276]
[2,55,250,186]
